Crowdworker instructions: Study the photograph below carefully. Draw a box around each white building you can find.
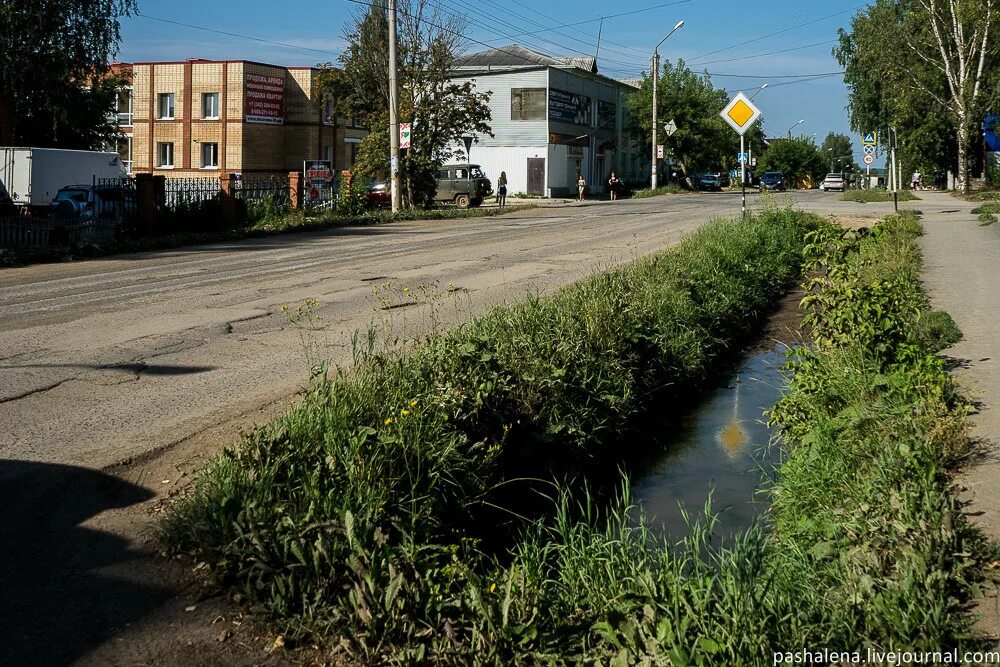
[448,45,642,198]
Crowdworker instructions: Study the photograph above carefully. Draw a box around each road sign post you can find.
[720,92,762,219]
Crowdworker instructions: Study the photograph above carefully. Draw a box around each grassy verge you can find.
[840,189,920,203]
[630,183,686,198]
[163,208,819,656]
[466,212,985,663]
[0,204,535,268]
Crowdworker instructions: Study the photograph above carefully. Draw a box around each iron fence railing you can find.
[0,215,121,250]
[164,177,222,209]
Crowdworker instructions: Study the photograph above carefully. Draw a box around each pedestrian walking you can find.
[577,172,586,201]
[497,171,507,208]
[607,170,621,201]
[911,171,921,190]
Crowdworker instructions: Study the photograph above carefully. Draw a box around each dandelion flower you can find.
[401,409,410,416]
[490,583,496,593]
[409,399,418,407]
[384,418,392,425]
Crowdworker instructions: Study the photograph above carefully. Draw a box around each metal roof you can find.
[452,45,598,74]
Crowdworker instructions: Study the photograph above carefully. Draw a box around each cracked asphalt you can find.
[0,190,896,665]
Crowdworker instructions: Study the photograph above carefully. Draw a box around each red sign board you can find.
[245,73,284,125]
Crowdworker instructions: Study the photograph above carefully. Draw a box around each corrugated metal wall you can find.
[450,70,549,147]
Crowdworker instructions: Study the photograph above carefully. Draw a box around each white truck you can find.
[0,147,127,212]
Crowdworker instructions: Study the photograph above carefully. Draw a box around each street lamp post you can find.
[651,20,684,190]
[787,119,804,139]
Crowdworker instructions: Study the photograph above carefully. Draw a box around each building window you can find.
[352,117,363,129]
[323,145,333,163]
[511,88,546,121]
[323,98,335,126]
[201,142,219,169]
[116,87,133,126]
[157,93,175,119]
[157,142,174,168]
[117,136,132,173]
[350,143,360,164]
[202,93,220,119]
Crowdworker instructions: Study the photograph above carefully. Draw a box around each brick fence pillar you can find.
[289,171,303,210]
[135,173,157,236]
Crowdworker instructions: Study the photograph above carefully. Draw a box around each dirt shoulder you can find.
[917,191,1000,638]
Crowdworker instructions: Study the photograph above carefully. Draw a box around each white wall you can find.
[449,144,548,195]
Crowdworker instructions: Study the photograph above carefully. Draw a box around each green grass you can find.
[840,189,920,203]
[972,203,1000,225]
[630,183,685,198]
[163,209,989,662]
[162,208,819,657]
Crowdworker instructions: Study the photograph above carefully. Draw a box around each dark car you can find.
[365,182,390,208]
[693,173,722,191]
[48,184,136,221]
[759,171,786,192]
[435,164,492,208]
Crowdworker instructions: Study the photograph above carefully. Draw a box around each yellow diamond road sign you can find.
[720,92,761,136]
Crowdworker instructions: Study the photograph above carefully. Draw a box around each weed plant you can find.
[163,209,818,657]
[630,183,686,198]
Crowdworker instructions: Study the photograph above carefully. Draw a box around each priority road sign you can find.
[862,131,877,146]
[863,145,875,155]
[720,92,761,136]
[863,153,875,165]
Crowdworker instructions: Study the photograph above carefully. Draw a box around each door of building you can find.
[527,158,545,196]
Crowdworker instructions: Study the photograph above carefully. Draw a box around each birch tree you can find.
[838,0,999,192]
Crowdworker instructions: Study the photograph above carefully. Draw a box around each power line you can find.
[688,39,838,67]
[135,13,344,59]
[688,5,863,61]
[706,71,843,79]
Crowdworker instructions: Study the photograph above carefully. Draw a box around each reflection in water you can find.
[632,346,790,539]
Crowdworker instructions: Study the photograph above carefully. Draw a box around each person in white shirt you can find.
[911,171,921,190]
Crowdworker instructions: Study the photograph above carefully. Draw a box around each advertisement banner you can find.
[304,160,333,185]
[548,89,592,126]
[245,73,285,125]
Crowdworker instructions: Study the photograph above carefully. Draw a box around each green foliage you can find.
[840,189,920,203]
[317,0,492,208]
[820,132,858,173]
[757,137,827,186]
[0,0,136,148]
[163,209,818,659]
[917,309,963,352]
[630,183,685,198]
[623,59,752,179]
[335,177,368,217]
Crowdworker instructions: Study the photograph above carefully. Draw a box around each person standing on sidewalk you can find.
[912,171,921,190]
[608,170,621,201]
[577,172,586,201]
[497,171,507,208]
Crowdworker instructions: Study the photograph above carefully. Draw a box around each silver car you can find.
[820,173,846,192]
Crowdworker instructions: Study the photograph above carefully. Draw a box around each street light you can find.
[787,119,804,139]
[745,84,768,185]
[651,19,685,189]
[749,83,768,101]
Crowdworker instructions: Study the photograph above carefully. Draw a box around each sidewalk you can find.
[918,191,1000,637]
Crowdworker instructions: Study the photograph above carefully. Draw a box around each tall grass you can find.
[163,209,819,656]
[840,189,919,203]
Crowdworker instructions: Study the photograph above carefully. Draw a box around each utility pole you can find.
[388,0,402,212]
[651,50,659,190]
[890,126,898,213]
[651,20,684,190]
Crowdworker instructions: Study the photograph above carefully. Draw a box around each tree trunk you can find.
[957,120,970,193]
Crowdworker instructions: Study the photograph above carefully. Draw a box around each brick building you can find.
[111,59,365,176]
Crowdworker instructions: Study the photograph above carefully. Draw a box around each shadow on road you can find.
[0,460,169,665]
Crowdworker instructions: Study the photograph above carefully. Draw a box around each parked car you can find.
[693,172,723,191]
[365,182,390,208]
[820,172,846,192]
[48,183,135,221]
[435,164,492,208]
[759,171,786,192]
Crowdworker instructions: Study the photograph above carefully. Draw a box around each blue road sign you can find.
[862,132,878,146]
[863,145,875,155]
[738,152,748,164]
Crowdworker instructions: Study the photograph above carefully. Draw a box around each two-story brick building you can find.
[110,59,366,177]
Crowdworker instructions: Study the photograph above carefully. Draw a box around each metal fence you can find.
[0,213,120,250]
[164,177,222,209]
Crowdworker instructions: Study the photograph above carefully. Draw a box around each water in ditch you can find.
[632,343,791,539]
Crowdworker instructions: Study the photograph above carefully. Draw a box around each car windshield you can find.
[763,172,782,178]
[826,173,842,179]
[55,189,89,203]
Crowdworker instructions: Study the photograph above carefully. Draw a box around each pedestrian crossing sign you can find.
[862,132,877,146]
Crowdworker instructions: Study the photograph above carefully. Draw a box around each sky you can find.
[117,0,877,168]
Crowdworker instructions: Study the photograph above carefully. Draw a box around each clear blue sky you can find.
[118,0,877,167]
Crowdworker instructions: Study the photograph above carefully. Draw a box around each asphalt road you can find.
[0,189,844,478]
[0,189,901,664]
